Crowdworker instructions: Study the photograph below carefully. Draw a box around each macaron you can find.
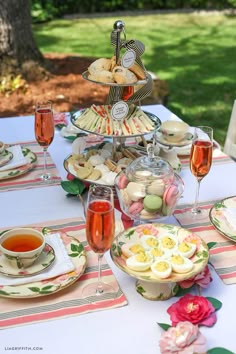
[117,173,129,189]
[163,184,179,208]
[140,209,160,219]
[128,201,143,216]
[143,195,163,213]
[126,182,146,202]
[147,180,165,196]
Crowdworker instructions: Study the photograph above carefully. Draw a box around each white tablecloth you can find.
[0,104,236,354]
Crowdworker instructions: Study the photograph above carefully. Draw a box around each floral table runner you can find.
[174,201,236,285]
[0,141,61,192]
[0,217,127,329]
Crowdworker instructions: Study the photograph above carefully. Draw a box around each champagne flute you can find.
[34,101,54,182]
[82,185,115,298]
[190,126,213,218]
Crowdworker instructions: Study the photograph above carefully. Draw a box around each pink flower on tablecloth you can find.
[167,294,217,327]
[136,224,159,237]
[178,266,212,289]
[159,321,207,354]
[54,112,68,126]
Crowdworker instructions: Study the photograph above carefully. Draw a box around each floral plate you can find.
[0,147,37,180]
[155,131,193,148]
[0,230,87,298]
[0,244,55,278]
[0,149,13,167]
[209,196,236,242]
[111,223,209,300]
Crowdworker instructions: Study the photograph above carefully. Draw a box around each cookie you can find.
[75,162,93,179]
[143,195,163,213]
[129,63,146,80]
[87,169,102,181]
[113,66,137,84]
[88,58,111,74]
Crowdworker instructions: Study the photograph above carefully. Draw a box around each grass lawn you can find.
[34,12,236,146]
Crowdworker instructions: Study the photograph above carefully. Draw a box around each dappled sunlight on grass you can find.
[34,12,236,146]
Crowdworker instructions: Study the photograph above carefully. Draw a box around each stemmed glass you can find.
[34,101,54,182]
[82,184,115,298]
[189,126,213,218]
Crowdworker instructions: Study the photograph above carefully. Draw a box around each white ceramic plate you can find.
[0,149,13,167]
[71,109,161,138]
[0,147,37,181]
[155,131,193,147]
[0,243,55,278]
[82,70,148,87]
[0,230,87,298]
[209,196,236,242]
[111,223,209,283]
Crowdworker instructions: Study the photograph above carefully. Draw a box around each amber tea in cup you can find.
[0,228,45,269]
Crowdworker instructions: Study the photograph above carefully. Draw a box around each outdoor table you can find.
[0,104,236,354]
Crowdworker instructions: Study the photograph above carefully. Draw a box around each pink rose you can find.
[159,321,207,354]
[167,294,217,327]
[178,266,212,289]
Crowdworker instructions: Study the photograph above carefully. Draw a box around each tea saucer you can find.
[0,243,55,277]
[155,131,193,147]
[0,149,13,167]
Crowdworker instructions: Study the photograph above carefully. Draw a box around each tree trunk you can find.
[0,0,44,77]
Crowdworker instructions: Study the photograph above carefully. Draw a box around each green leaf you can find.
[68,253,79,257]
[157,322,171,331]
[207,242,217,250]
[0,290,10,296]
[71,243,83,253]
[206,297,222,311]
[28,287,41,293]
[175,285,194,297]
[207,348,234,354]
[61,179,85,195]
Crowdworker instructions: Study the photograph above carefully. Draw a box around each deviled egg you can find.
[177,241,196,259]
[149,247,167,260]
[170,254,193,274]
[126,252,153,272]
[121,242,145,258]
[159,234,178,256]
[140,235,159,250]
[151,259,172,279]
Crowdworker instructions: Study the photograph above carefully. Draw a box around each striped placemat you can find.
[0,217,127,329]
[0,141,61,192]
[174,201,236,285]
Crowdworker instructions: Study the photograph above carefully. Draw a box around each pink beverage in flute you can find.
[86,200,115,254]
[35,108,54,147]
[190,140,212,180]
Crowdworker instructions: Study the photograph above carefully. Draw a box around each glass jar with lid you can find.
[114,144,184,222]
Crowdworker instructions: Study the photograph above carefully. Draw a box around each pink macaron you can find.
[117,173,129,189]
[163,184,179,208]
[128,201,143,216]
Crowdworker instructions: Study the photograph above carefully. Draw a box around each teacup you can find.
[0,228,45,269]
[0,141,5,155]
[160,121,189,143]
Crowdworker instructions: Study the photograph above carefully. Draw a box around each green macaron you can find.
[143,195,163,213]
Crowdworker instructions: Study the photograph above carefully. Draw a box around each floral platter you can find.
[0,244,55,278]
[0,229,87,298]
[0,149,13,167]
[0,147,37,181]
[111,223,209,300]
[209,196,236,242]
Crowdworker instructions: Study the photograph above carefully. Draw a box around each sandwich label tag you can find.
[111,101,129,121]
[121,49,136,68]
